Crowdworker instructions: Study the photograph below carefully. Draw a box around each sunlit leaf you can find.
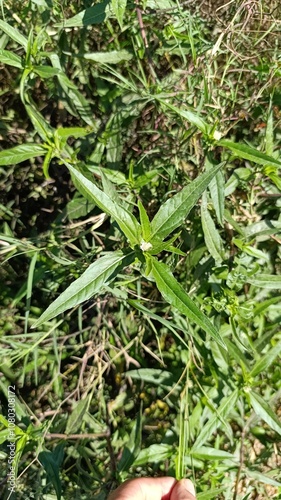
[0,144,46,166]
[66,163,141,246]
[247,390,281,435]
[150,162,224,240]
[151,258,225,348]
[218,139,281,167]
[32,251,135,327]
[0,49,23,68]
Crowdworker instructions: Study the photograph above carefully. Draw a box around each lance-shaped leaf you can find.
[247,389,281,435]
[0,144,46,166]
[32,251,135,327]
[218,139,281,167]
[150,162,223,240]
[201,192,224,263]
[249,342,281,378]
[247,274,281,289]
[66,163,141,246]
[0,49,23,68]
[150,258,225,348]
[0,19,28,50]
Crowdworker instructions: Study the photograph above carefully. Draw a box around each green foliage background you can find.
[0,0,281,498]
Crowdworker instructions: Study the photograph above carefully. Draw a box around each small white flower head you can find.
[213,130,222,141]
[140,240,153,252]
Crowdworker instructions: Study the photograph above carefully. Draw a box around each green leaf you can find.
[248,274,281,289]
[32,250,135,327]
[0,20,28,50]
[25,104,54,142]
[249,342,281,378]
[0,49,23,68]
[126,368,175,389]
[82,50,132,64]
[247,389,281,435]
[151,258,226,348]
[138,200,151,241]
[111,0,127,29]
[207,158,225,226]
[193,389,239,448]
[50,54,96,127]
[218,139,281,167]
[201,192,224,263]
[265,105,274,156]
[65,397,89,434]
[190,446,235,461]
[66,163,141,246]
[158,100,208,134]
[150,162,224,240]
[246,469,281,487]
[117,409,142,473]
[33,65,60,78]
[39,450,62,500]
[56,0,109,27]
[0,144,46,166]
[133,444,172,466]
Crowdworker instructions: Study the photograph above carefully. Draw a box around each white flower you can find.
[140,240,153,251]
[213,130,222,141]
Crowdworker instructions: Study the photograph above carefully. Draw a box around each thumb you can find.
[170,479,196,500]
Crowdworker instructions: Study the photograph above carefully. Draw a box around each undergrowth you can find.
[0,0,281,499]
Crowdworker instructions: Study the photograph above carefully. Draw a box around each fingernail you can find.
[182,479,196,496]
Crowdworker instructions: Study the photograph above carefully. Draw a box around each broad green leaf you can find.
[32,250,135,327]
[201,192,224,263]
[111,0,127,29]
[39,450,62,500]
[55,127,91,140]
[126,368,175,389]
[87,165,126,185]
[151,258,225,348]
[253,296,281,317]
[158,100,208,134]
[66,163,141,246]
[133,444,172,466]
[33,65,60,78]
[0,19,28,50]
[0,49,22,68]
[117,410,142,473]
[0,144,46,166]
[218,139,281,167]
[190,446,235,461]
[56,0,109,27]
[193,389,238,448]
[249,342,281,378]
[150,162,223,240]
[247,389,281,435]
[82,50,132,64]
[65,397,89,434]
[248,274,281,289]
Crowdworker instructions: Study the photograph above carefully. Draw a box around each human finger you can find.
[107,476,177,500]
[170,478,196,500]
